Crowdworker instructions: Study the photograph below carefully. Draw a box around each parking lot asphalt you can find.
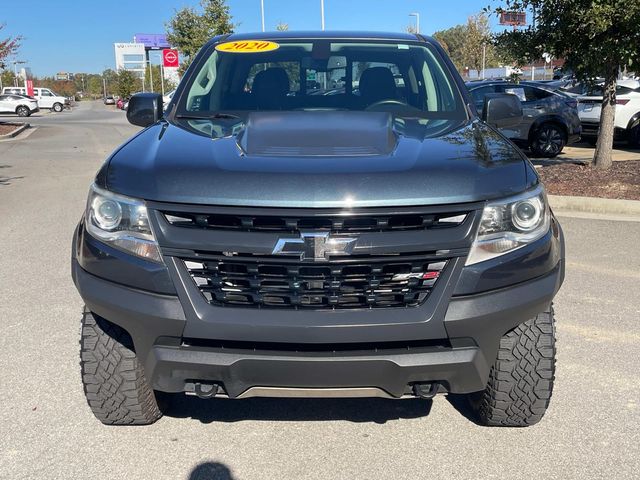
[1,101,639,480]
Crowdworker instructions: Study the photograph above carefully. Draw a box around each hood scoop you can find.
[238,111,396,157]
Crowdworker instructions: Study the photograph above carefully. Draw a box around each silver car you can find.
[467,81,581,157]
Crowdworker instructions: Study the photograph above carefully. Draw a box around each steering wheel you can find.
[365,99,409,110]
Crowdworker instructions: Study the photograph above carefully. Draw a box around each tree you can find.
[102,69,118,96]
[115,70,137,99]
[1,69,15,88]
[144,64,164,93]
[460,14,498,73]
[433,14,501,75]
[492,0,640,170]
[276,21,289,31]
[166,0,235,75]
[433,24,467,69]
[0,23,21,69]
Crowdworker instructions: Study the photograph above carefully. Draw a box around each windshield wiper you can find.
[175,112,242,120]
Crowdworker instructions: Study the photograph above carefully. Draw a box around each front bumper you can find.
[72,251,564,397]
[580,121,628,140]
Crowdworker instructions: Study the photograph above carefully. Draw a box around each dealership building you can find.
[114,33,179,87]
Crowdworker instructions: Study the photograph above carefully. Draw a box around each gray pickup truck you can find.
[72,31,564,427]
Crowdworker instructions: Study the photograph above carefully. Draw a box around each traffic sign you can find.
[163,49,179,68]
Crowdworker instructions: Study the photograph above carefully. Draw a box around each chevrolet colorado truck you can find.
[72,31,564,426]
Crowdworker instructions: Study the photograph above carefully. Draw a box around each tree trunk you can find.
[593,65,618,170]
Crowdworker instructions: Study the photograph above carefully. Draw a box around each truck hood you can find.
[102,112,534,208]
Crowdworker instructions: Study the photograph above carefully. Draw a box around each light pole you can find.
[409,12,419,34]
[13,60,26,87]
[320,0,325,30]
[260,0,265,32]
[481,43,486,79]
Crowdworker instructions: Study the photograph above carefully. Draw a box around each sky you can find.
[1,0,501,77]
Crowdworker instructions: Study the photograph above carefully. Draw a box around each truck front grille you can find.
[182,255,447,310]
[163,210,467,233]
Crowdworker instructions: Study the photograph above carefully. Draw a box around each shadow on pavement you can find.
[189,462,235,480]
[445,394,483,426]
[162,394,433,424]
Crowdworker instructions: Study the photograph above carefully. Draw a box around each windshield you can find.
[177,39,466,122]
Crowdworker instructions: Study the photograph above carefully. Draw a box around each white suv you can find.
[1,87,68,112]
[578,79,640,148]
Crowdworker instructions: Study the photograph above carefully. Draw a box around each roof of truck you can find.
[213,30,428,43]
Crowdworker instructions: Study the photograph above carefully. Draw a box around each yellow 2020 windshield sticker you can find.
[215,40,280,53]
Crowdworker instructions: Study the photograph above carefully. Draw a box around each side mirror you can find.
[482,93,523,129]
[126,93,163,127]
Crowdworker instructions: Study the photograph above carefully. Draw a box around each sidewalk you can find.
[530,141,640,165]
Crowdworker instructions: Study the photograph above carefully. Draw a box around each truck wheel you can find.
[467,308,556,427]
[530,124,566,158]
[52,102,64,112]
[16,106,30,117]
[80,309,163,425]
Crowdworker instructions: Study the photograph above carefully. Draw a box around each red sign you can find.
[26,79,34,97]
[163,49,179,68]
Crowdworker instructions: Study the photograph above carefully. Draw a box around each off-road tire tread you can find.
[80,309,162,425]
[470,307,556,427]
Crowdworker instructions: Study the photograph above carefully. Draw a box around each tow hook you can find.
[413,382,438,399]
[194,382,220,399]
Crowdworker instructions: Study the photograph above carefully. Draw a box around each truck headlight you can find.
[85,184,162,263]
[466,185,550,265]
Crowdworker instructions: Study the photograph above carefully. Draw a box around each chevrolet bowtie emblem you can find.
[272,232,357,261]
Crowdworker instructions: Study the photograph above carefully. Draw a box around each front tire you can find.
[530,124,566,158]
[52,102,64,112]
[16,106,30,117]
[467,308,556,427]
[80,309,163,425]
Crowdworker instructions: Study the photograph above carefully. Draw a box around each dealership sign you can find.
[163,49,179,68]
[134,33,170,49]
[26,80,34,97]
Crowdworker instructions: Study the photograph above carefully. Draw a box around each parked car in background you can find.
[0,94,40,117]
[577,79,640,147]
[467,81,581,157]
[104,95,115,105]
[1,86,69,112]
[116,98,125,110]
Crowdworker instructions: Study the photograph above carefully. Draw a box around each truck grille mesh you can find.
[183,256,447,310]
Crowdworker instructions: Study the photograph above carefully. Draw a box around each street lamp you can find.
[320,0,325,30]
[481,43,486,79]
[409,12,419,34]
[260,0,265,32]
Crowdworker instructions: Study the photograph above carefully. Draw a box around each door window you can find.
[502,87,527,102]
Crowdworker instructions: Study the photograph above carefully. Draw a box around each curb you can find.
[0,123,30,139]
[549,194,640,216]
